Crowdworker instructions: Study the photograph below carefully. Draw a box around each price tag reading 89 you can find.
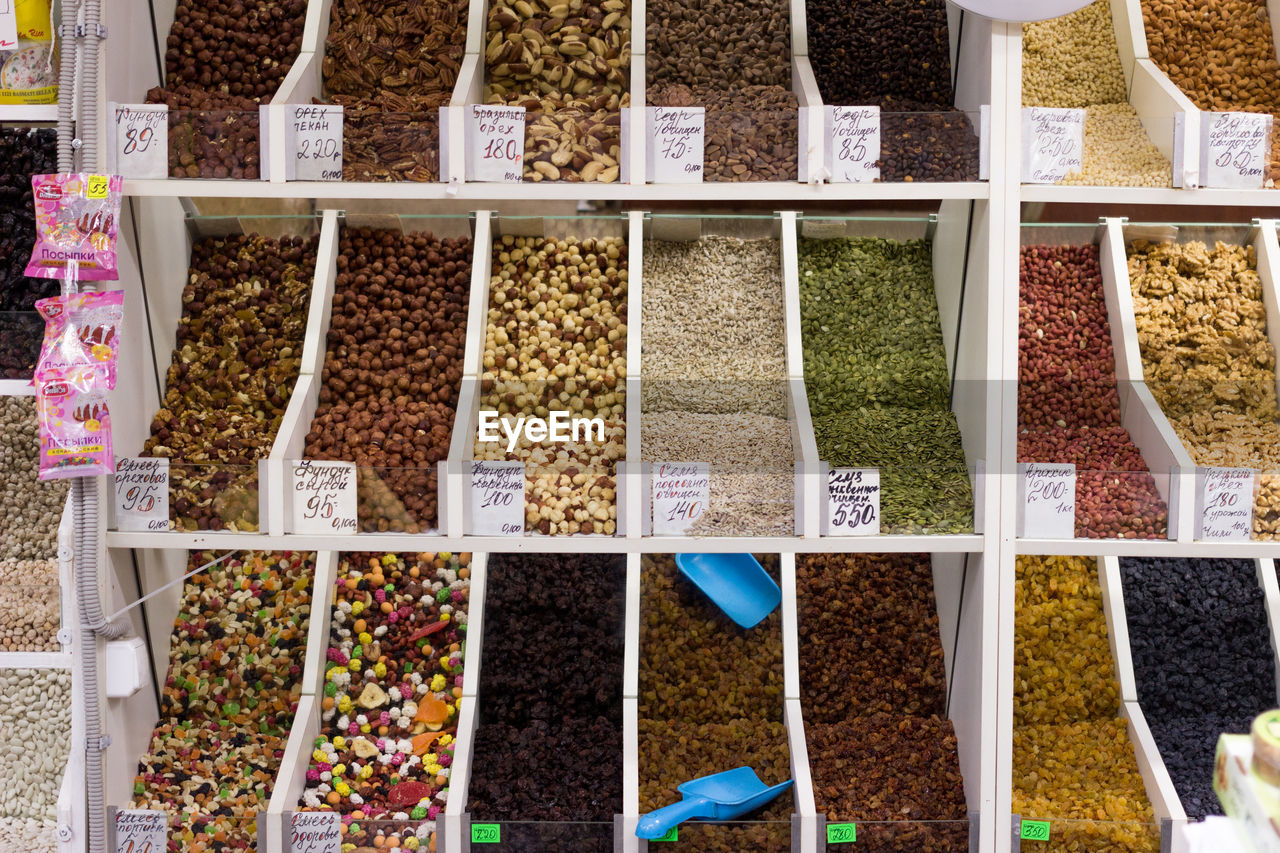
[471,823,501,844]
[1020,820,1051,841]
[826,822,856,844]
[109,104,169,179]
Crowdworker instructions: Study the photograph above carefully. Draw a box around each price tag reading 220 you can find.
[827,823,856,844]
[469,105,526,183]
[471,823,501,844]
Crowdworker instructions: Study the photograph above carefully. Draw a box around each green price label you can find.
[471,823,501,844]
[652,827,678,842]
[1020,820,1050,841]
[827,822,856,843]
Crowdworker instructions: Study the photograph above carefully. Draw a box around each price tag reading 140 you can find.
[652,461,710,535]
[469,105,526,183]
[115,810,166,853]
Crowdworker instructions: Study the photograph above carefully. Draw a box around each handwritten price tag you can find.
[1020,820,1051,841]
[289,105,343,181]
[826,823,856,844]
[1201,112,1272,188]
[289,460,358,534]
[825,467,879,535]
[1021,107,1085,183]
[109,104,169,179]
[825,106,879,182]
[470,460,524,535]
[114,457,169,532]
[115,810,166,853]
[1017,462,1075,539]
[651,827,678,842]
[468,105,525,182]
[652,461,709,535]
[647,107,704,183]
[291,812,342,853]
[471,823,501,844]
[1196,466,1254,540]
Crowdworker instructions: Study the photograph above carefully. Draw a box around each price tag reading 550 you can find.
[469,105,526,183]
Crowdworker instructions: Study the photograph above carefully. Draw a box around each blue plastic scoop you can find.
[674,553,780,628]
[636,767,793,839]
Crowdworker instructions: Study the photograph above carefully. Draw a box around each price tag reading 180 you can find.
[114,457,169,532]
[652,461,710,535]
[109,104,169,179]
[115,810,166,853]
[468,105,526,183]
[290,460,358,534]
[470,460,525,535]
[471,823,501,844]
[1197,466,1254,540]
[1018,462,1076,539]
[290,105,343,181]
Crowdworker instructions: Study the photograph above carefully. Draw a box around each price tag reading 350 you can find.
[290,460,358,534]
[468,105,525,182]
[470,460,525,535]
[1197,466,1254,540]
[109,104,169,179]
[115,810,166,853]
[1018,462,1076,538]
[114,457,169,532]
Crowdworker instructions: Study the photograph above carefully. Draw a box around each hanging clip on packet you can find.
[34,291,124,389]
[36,369,113,480]
[25,174,123,281]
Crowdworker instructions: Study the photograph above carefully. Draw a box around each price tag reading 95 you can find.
[471,824,501,844]
[826,106,880,182]
[468,105,525,183]
[825,467,880,535]
[109,104,169,179]
[1017,462,1076,539]
[647,107,705,183]
[115,810,166,853]
[470,460,525,535]
[289,105,343,181]
[114,457,169,532]
[826,823,856,844]
[290,460,358,535]
[1020,820,1051,842]
[1196,466,1254,540]
[1201,112,1272,188]
[652,461,710,535]
[291,812,342,853]
[1021,107,1085,183]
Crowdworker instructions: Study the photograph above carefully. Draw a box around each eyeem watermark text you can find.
[477,410,605,452]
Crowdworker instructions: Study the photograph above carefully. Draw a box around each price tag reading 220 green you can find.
[827,822,856,843]
[652,827,678,842]
[1020,820,1051,841]
[471,823,501,844]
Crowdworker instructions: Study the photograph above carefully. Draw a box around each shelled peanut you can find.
[1013,555,1158,853]
[1141,0,1280,181]
[475,232,626,535]
[1019,245,1167,538]
[483,0,629,183]
[142,234,317,532]
[306,228,470,532]
[1128,238,1280,537]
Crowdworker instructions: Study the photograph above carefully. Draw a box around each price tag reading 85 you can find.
[471,823,501,844]
[826,822,856,844]
[1020,820,1051,841]
[468,105,525,183]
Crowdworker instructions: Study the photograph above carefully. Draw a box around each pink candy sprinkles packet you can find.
[36,369,113,480]
[34,290,124,388]
[25,173,123,281]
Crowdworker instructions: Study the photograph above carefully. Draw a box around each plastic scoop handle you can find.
[635,796,716,839]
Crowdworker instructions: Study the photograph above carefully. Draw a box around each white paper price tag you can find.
[1196,467,1254,540]
[290,105,343,181]
[1200,112,1272,188]
[652,462,709,534]
[290,461,358,534]
[647,107,704,183]
[468,105,525,182]
[1018,462,1076,538]
[0,0,17,51]
[114,457,169,532]
[825,106,880,182]
[291,811,342,853]
[1021,107,1085,183]
[825,467,880,535]
[470,460,524,535]
[115,809,166,853]
[109,104,168,179]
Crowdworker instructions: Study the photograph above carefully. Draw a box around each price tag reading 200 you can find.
[468,105,526,183]
[470,460,525,535]
[115,810,166,853]
[1018,462,1076,539]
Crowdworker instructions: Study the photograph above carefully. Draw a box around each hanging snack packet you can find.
[25,173,123,281]
[36,368,114,480]
[34,290,124,388]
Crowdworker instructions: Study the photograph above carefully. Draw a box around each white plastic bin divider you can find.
[622,696,640,853]
[448,377,482,538]
[780,211,804,379]
[1099,218,1143,384]
[300,0,338,58]
[443,56,485,184]
[625,212,645,537]
[1256,559,1280,706]
[1255,221,1280,405]
[462,211,494,378]
[788,379,820,539]
[1130,60,1200,188]
[781,554,800,701]
[300,551,339,696]
[0,379,35,396]
[460,553,488,698]
[463,0,486,56]
[623,552,641,699]
[1098,556,1139,704]
[793,59,823,184]
[298,210,343,378]
[266,373,319,537]
[1121,700,1189,836]
[265,693,321,853]
[443,697,480,853]
[784,698,818,851]
[628,58,647,184]
[1111,0,1148,84]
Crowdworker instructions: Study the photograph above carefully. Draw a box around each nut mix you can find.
[468,554,624,851]
[483,0,630,183]
[1022,1,1171,187]
[1121,557,1275,818]
[1141,0,1280,181]
[1013,555,1158,853]
[798,553,968,853]
[800,237,973,534]
[132,550,313,852]
[639,554,790,852]
[1127,238,1280,537]
[142,233,317,532]
[147,0,307,178]
[1019,244,1168,539]
[306,228,471,533]
[475,232,626,535]
[321,0,467,181]
[805,0,977,181]
[646,0,797,181]
[300,552,469,853]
